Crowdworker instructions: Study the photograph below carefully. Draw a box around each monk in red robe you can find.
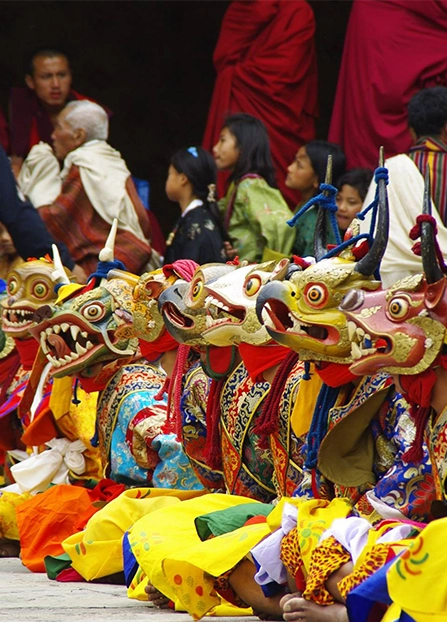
[9,49,110,176]
[203,0,318,208]
[329,0,447,169]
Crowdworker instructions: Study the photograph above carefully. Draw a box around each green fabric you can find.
[194,502,273,541]
[291,205,337,258]
[219,177,295,262]
[44,553,72,580]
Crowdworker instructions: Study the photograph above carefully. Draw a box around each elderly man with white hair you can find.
[18,100,153,276]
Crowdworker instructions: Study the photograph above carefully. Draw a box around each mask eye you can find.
[190,278,204,302]
[32,280,51,300]
[388,297,410,320]
[80,302,106,322]
[244,275,262,297]
[304,283,328,308]
[7,278,18,296]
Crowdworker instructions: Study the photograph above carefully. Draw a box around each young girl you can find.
[163,146,227,265]
[286,140,346,258]
[335,168,373,234]
[213,113,294,262]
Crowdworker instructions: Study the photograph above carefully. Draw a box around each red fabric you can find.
[0,349,20,405]
[314,362,357,389]
[204,377,225,470]
[400,369,437,463]
[329,0,447,169]
[238,342,290,383]
[77,375,109,394]
[162,259,199,281]
[203,0,318,208]
[139,329,178,361]
[14,337,40,370]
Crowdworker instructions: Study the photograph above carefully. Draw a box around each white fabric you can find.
[4,438,87,495]
[364,489,406,521]
[17,142,62,207]
[182,199,203,218]
[360,154,447,288]
[320,516,413,565]
[252,502,298,586]
[62,140,147,241]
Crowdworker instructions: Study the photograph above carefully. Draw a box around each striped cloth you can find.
[408,136,447,225]
[39,165,152,276]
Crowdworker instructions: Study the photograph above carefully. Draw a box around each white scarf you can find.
[18,142,62,207]
[360,154,447,288]
[62,140,147,241]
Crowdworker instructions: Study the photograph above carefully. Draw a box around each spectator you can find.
[18,100,153,276]
[9,48,110,175]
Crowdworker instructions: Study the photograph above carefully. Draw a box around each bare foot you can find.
[144,581,171,609]
[280,594,348,622]
[0,538,20,558]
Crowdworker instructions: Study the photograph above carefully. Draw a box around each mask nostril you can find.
[33,305,53,323]
[340,289,364,311]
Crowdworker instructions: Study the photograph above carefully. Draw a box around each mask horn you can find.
[99,218,118,263]
[354,146,389,276]
[421,166,444,284]
[313,154,332,261]
[51,244,70,285]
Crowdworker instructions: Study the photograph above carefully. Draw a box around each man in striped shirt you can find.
[408,87,447,226]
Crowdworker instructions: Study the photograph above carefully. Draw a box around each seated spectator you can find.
[286,140,346,257]
[164,146,227,265]
[9,48,110,175]
[335,168,373,235]
[408,86,447,225]
[18,100,153,276]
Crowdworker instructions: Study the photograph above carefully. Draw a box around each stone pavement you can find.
[0,558,255,622]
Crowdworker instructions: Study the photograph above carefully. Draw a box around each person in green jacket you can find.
[213,113,294,263]
[286,140,346,258]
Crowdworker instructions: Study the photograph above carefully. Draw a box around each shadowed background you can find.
[0,1,352,234]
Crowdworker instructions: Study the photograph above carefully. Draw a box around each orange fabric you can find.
[16,485,98,572]
[20,402,58,446]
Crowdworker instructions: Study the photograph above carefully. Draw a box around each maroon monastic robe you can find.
[203,0,318,208]
[329,0,447,169]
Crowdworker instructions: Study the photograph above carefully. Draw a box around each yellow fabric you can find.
[127,493,262,612]
[161,498,320,620]
[293,498,352,574]
[290,364,323,437]
[63,487,204,581]
[0,490,32,539]
[386,517,447,621]
[52,384,102,480]
[54,283,86,305]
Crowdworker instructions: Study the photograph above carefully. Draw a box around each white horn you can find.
[51,244,70,284]
[99,218,118,263]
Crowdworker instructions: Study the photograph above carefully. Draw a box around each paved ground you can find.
[0,558,255,622]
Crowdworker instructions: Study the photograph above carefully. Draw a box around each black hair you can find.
[171,146,228,240]
[305,140,346,187]
[336,168,373,202]
[408,87,447,138]
[222,113,277,188]
[28,48,70,76]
